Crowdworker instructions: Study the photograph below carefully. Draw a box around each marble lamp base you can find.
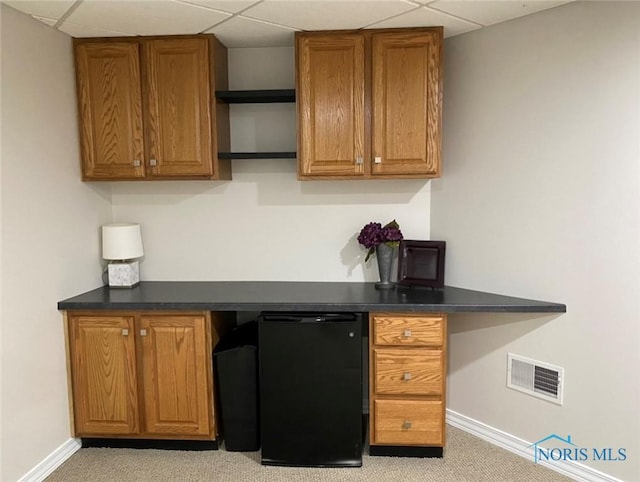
[107,260,140,288]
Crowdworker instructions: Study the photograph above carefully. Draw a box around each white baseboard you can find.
[17,438,81,482]
[446,409,624,482]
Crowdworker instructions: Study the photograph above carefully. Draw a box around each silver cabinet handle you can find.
[403,421,412,429]
[355,157,363,165]
[121,329,129,336]
[140,329,147,336]
[403,329,412,338]
[403,372,412,381]
[133,160,141,167]
[374,156,382,164]
[149,159,157,167]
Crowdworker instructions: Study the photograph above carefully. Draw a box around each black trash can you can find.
[213,320,259,451]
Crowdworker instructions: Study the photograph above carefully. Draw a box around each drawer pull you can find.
[140,329,147,336]
[403,372,412,381]
[403,329,412,338]
[121,329,129,336]
[403,420,412,430]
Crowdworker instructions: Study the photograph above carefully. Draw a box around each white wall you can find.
[0,5,113,481]
[433,2,640,480]
[111,47,431,282]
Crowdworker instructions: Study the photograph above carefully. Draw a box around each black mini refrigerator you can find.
[258,312,363,467]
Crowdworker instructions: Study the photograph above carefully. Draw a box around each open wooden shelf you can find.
[215,89,295,103]
[217,152,297,160]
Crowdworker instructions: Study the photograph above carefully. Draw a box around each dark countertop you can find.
[57,281,566,313]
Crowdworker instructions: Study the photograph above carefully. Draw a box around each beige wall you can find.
[433,2,640,480]
[110,47,432,282]
[0,5,113,481]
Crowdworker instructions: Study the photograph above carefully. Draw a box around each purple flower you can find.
[357,219,403,262]
[357,222,383,249]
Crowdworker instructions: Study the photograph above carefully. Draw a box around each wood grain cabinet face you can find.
[369,313,447,450]
[67,312,215,440]
[372,31,442,177]
[74,35,230,181]
[69,315,140,435]
[139,315,212,436]
[296,28,442,180]
[297,34,365,178]
[74,43,146,180]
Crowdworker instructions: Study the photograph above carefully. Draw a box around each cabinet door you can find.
[69,315,139,435]
[139,314,213,436]
[297,34,365,178]
[372,31,442,177]
[75,42,145,180]
[144,38,214,178]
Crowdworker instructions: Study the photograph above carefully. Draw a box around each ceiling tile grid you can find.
[2,0,575,46]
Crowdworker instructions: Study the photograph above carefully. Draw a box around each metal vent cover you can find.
[507,353,564,405]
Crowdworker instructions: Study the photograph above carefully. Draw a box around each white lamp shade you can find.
[102,223,144,260]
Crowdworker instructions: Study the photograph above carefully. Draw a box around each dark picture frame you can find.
[396,240,446,288]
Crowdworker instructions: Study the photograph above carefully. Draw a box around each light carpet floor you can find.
[46,425,574,481]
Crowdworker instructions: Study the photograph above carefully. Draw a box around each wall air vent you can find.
[507,353,564,405]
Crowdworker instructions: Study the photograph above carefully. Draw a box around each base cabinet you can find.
[66,311,224,441]
[369,313,446,455]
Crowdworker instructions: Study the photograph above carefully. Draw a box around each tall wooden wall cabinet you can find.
[296,27,443,180]
[74,35,230,181]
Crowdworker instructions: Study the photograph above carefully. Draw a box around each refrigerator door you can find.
[259,313,363,467]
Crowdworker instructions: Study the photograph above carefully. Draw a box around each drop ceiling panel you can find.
[65,0,232,36]
[241,0,418,31]
[429,0,571,26]
[32,15,57,27]
[178,0,261,14]
[2,0,577,45]
[57,21,137,38]
[368,5,480,37]
[3,0,75,20]
[207,16,298,48]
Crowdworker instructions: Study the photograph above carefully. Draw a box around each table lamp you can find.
[102,223,144,288]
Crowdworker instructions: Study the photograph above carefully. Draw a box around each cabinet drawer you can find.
[373,348,442,396]
[373,399,443,446]
[373,315,443,346]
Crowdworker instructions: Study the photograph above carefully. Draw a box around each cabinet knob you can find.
[403,372,412,381]
[149,159,157,167]
[403,420,412,430]
[133,160,141,167]
[374,156,382,164]
[403,329,412,338]
[140,329,147,336]
[121,328,129,336]
[355,157,363,165]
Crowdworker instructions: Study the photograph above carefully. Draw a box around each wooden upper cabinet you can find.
[144,39,214,178]
[75,43,145,180]
[372,31,441,177]
[69,315,140,436]
[296,28,442,180]
[297,34,365,178]
[74,35,230,181]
